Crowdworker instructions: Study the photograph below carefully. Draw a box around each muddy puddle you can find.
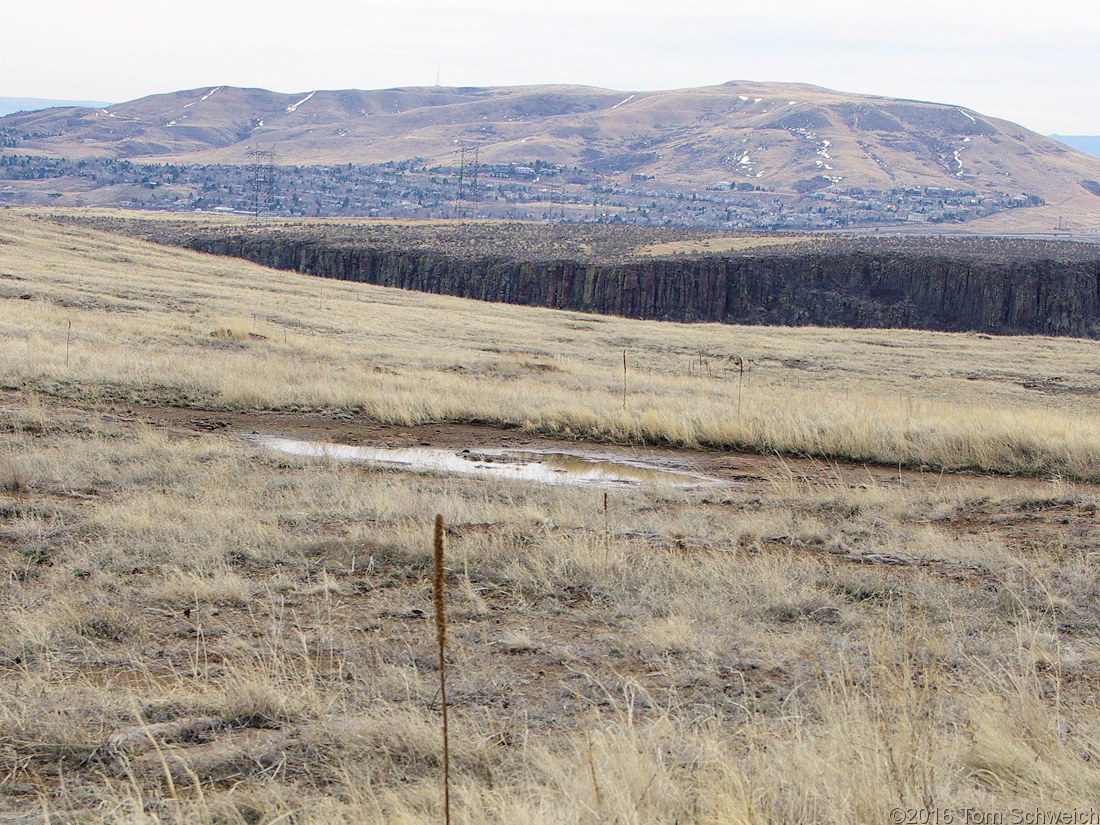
[249,435,729,489]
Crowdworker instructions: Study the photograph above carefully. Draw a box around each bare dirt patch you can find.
[73,397,1092,593]
[128,399,1090,492]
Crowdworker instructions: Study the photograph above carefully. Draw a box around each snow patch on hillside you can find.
[287,92,316,113]
[954,147,966,176]
[184,87,222,109]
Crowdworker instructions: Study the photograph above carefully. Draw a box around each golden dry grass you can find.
[1,211,1099,823]
[2,405,1098,823]
[5,212,1100,479]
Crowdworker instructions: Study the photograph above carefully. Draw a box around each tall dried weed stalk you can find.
[433,513,451,825]
[622,349,627,408]
[732,354,744,416]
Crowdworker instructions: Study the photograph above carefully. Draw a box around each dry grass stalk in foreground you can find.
[434,513,451,825]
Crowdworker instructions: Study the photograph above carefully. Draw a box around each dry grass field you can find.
[1,212,1099,823]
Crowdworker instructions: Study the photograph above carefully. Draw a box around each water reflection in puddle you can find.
[249,435,729,489]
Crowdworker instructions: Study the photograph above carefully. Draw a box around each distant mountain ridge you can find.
[0,97,111,117]
[1051,136,1100,159]
[3,82,1100,233]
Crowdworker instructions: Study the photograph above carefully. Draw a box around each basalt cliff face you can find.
[84,217,1100,337]
[196,240,1100,336]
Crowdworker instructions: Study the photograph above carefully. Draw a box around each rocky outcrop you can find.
[182,235,1100,337]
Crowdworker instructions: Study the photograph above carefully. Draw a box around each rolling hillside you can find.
[4,82,1100,231]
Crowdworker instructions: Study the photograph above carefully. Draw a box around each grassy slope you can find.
[5,213,1100,478]
[0,213,1098,822]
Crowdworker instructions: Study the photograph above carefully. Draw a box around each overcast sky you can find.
[5,0,1098,134]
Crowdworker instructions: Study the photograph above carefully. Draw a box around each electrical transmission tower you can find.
[247,148,278,217]
[452,143,479,219]
[591,165,603,222]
